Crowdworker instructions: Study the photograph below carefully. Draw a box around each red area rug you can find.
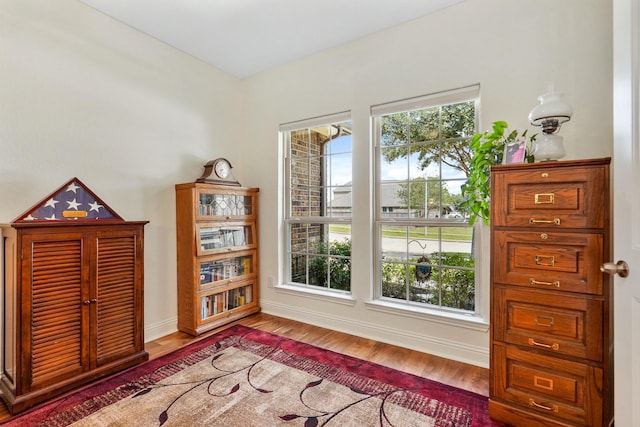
[1,325,500,426]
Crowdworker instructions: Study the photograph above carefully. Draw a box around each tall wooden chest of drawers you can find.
[489,158,612,426]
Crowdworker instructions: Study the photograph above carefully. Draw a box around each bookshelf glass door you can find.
[200,284,254,321]
[197,223,255,255]
[199,253,254,287]
[198,193,254,218]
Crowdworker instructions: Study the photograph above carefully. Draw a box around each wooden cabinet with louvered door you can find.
[489,158,612,427]
[0,223,148,414]
[0,178,148,414]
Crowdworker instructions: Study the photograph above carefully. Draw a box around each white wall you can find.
[0,0,242,340]
[242,0,613,367]
[0,0,613,368]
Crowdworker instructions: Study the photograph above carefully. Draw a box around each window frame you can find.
[281,111,353,295]
[371,85,483,317]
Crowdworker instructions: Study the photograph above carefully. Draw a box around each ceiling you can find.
[78,0,465,79]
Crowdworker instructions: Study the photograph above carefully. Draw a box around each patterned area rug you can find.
[1,325,500,426]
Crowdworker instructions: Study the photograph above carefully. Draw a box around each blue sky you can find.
[328,135,467,195]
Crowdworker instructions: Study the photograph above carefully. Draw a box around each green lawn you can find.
[329,224,473,241]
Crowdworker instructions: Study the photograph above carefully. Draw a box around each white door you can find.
[613,0,640,425]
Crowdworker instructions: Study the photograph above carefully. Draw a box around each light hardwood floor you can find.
[0,312,489,421]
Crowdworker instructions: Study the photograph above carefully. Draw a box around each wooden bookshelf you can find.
[175,183,260,336]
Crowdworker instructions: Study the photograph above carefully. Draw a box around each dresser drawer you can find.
[491,344,603,426]
[493,230,604,295]
[491,162,608,228]
[493,287,603,361]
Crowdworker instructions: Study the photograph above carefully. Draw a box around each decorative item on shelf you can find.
[196,158,241,186]
[528,91,573,162]
[503,140,527,165]
[14,177,122,222]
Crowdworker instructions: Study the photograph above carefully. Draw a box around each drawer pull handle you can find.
[529,278,560,288]
[535,255,555,266]
[535,193,555,204]
[529,399,559,413]
[529,218,561,225]
[529,338,559,351]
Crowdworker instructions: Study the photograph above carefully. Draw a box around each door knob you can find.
[600,260,629,277]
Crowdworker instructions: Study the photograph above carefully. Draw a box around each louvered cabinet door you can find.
[23,233,90,391]
[93,228,144,367]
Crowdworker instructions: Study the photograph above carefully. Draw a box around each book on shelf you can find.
[242,256,251,274]
[200,262,213,285]
[228,288,236,309]
[218,293,226,313]
[233,228,246,245]
[201,292,229,320]
[201,257,248,284]
[238,287,245,306]
[201,295,211,319]
[245,285,252,303]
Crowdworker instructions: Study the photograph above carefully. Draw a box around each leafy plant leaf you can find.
[461,121,536,225]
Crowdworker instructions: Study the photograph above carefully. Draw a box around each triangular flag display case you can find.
[0,178,149,415]
[13,177,122,222]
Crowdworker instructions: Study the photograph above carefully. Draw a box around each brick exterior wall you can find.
[290,128,326,283]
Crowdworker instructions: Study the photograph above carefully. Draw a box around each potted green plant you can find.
[460,121,535,225]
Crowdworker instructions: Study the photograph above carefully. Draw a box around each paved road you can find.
[330,233,472,258]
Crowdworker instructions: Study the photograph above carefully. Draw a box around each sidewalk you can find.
[330,233,472,257]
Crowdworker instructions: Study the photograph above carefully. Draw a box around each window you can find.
[282,112,352,292]
[372,86,479,313]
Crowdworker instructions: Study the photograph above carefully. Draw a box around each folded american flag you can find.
[16,177,121,222]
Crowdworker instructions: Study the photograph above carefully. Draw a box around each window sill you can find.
[274,283,357,307]
[364,299,489,332]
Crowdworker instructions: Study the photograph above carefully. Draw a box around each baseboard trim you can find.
[260,299,489,368]
[144,316,178,342]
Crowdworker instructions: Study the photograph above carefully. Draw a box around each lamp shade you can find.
[528,92,573,130]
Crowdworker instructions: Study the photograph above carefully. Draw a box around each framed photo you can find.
[503,140,526,164]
